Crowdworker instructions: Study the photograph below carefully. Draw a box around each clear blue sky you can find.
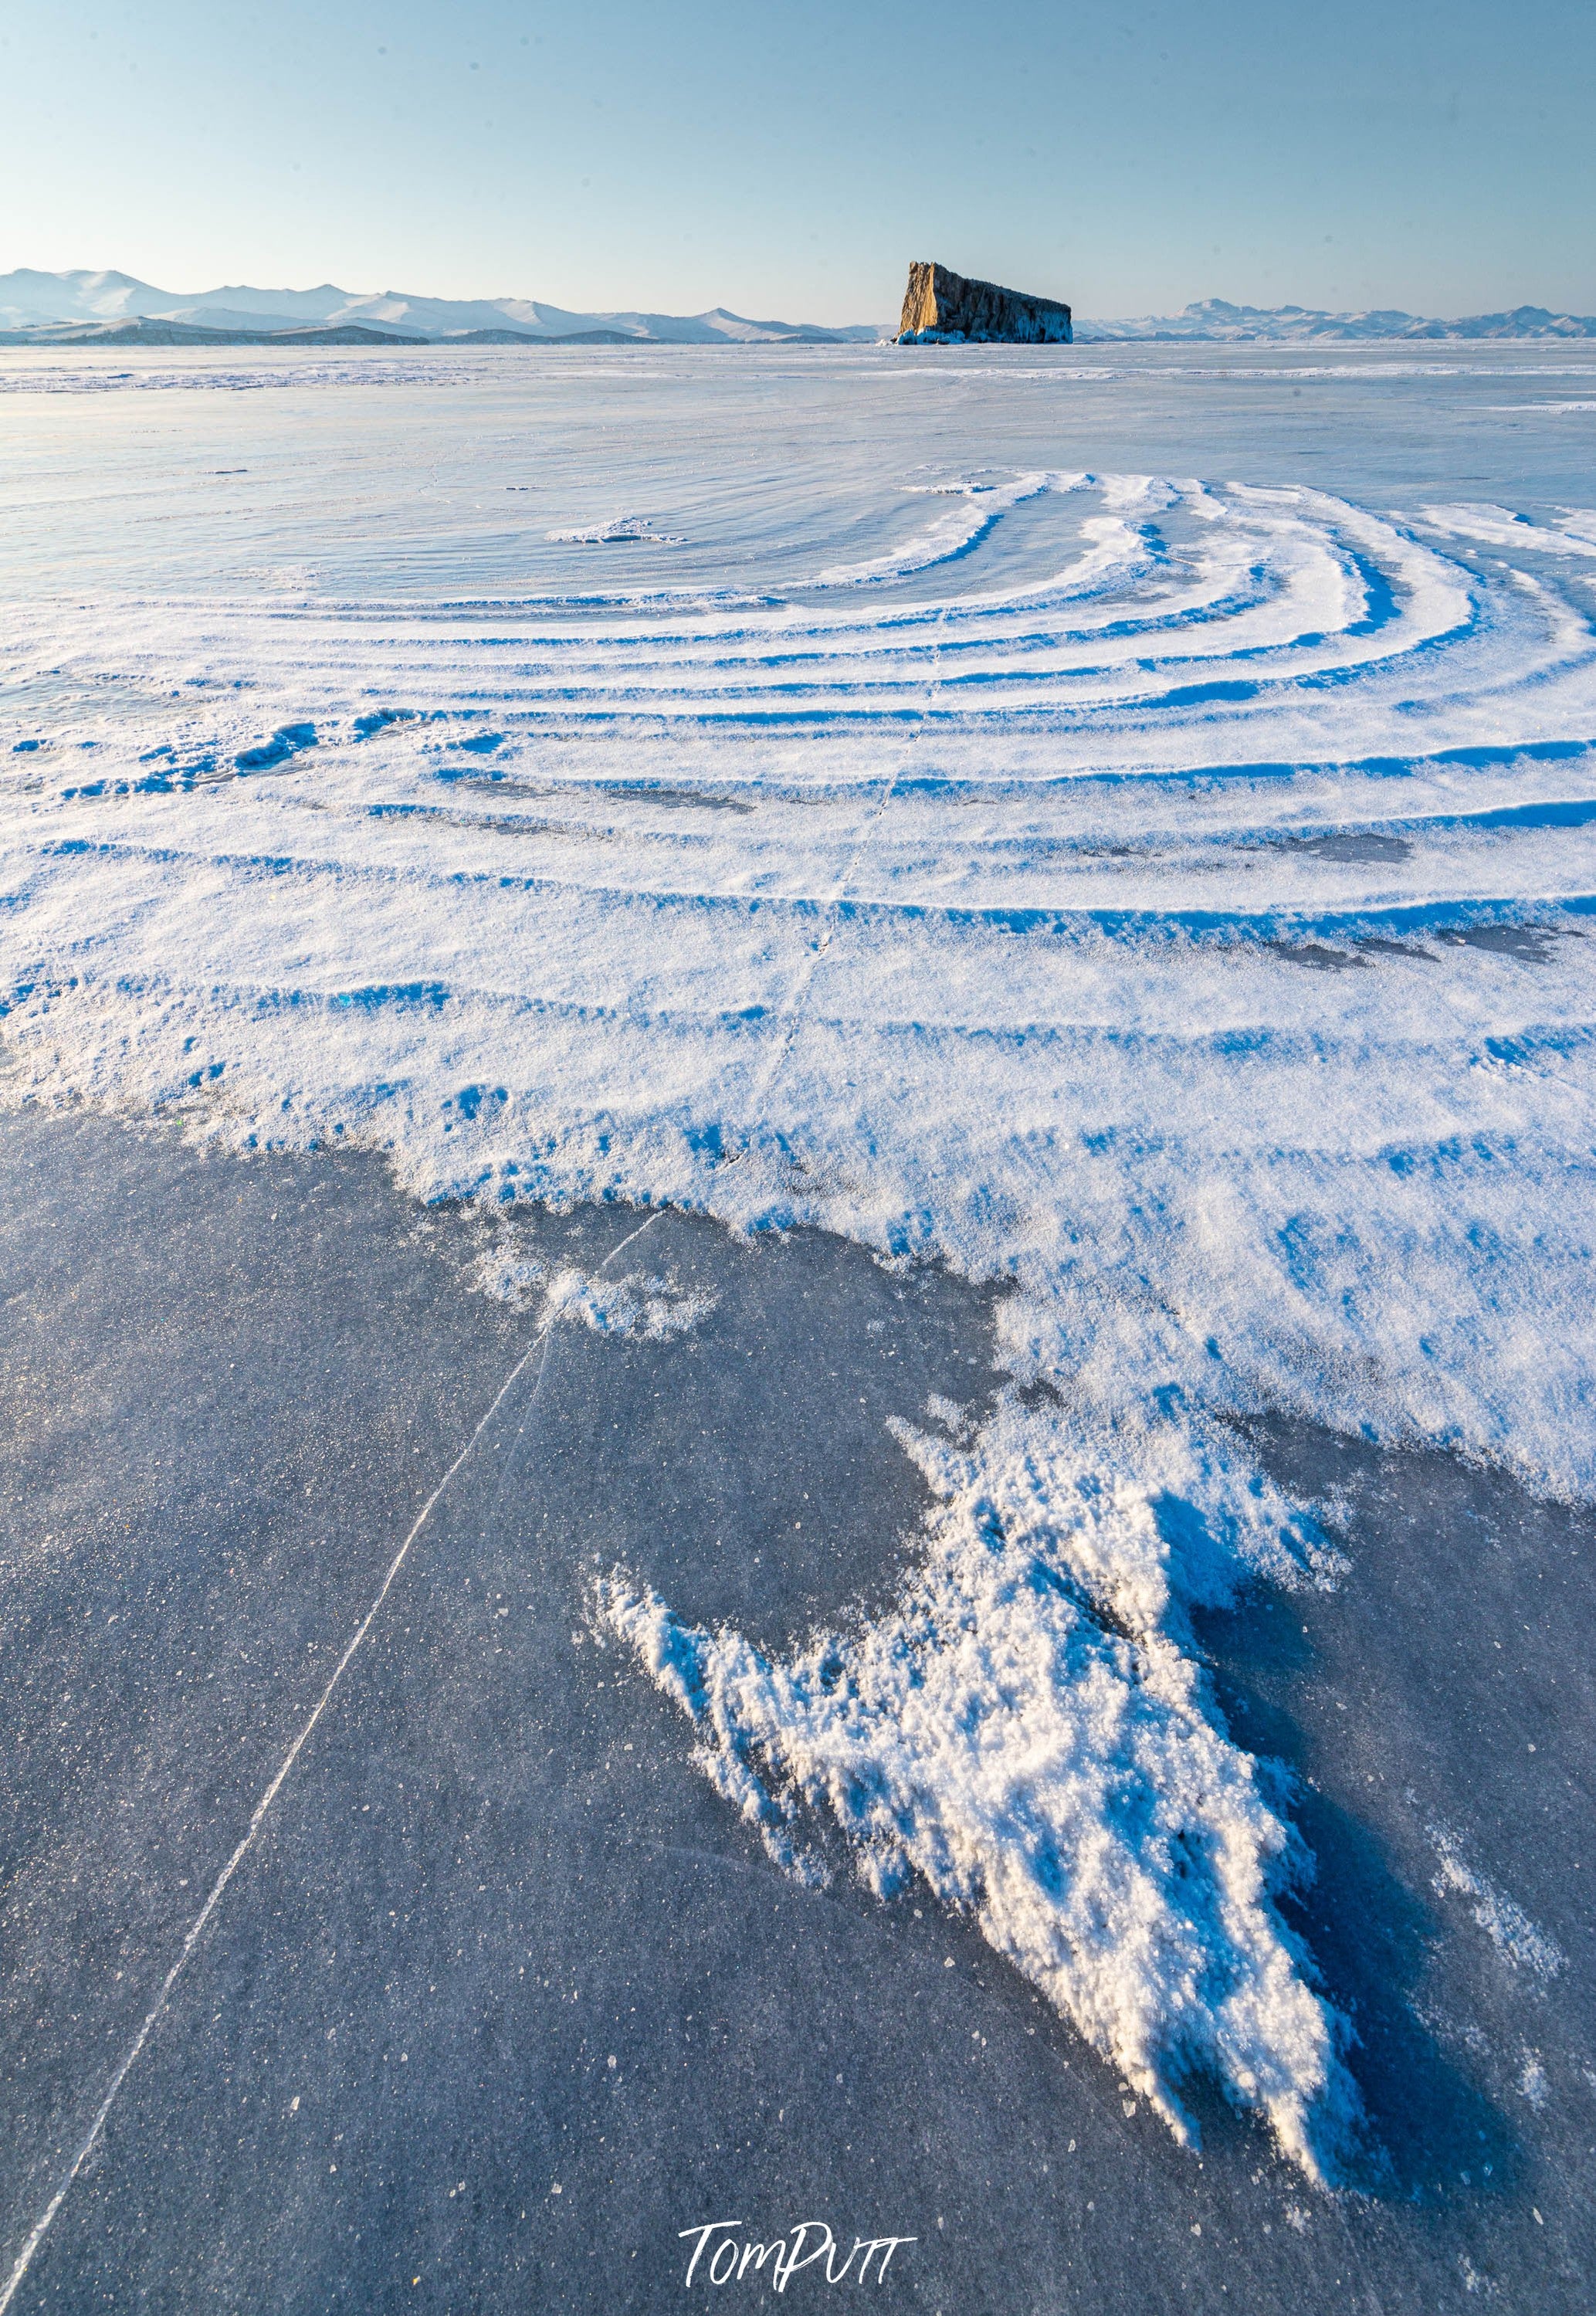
[2,0,1592,323]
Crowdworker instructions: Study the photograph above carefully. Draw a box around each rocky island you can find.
[896,259,1072,344]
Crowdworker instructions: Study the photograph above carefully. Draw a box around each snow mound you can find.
[597,1392,1364,2182]
[545,514,686,547]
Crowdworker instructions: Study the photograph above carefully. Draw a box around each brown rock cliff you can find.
[897,260,1072,344]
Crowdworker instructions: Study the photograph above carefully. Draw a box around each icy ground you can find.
[3,341,1595,2191]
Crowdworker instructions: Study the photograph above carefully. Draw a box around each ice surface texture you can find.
[4,348,1595,2179]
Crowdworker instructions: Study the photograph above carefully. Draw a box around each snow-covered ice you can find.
[3,340,1594,2182]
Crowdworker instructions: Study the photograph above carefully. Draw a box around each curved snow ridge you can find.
[28,808,1596,944]
[10,478,1516,732]
[812,470,1057,586]
[1415,503,1596,558]
[595,1389,1363,2184]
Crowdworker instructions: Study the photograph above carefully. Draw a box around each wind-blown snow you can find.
[3,344,1594,2181]
[1428,1826,1567,1979]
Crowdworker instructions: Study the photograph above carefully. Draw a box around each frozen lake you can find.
[2,341,1594,2308]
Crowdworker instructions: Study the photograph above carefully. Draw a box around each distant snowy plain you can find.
[4,341,1594,2185]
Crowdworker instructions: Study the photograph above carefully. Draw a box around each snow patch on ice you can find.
[1428,1827,1566,1978]
[544,1265,716,1339]
[923,1391,978,1443]
[473,1246,715,1340]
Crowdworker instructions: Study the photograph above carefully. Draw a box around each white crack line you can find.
[0,1207,660,2312]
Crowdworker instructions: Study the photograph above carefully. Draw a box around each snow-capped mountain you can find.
[1072,296,1596,343]
[0,269,882,344]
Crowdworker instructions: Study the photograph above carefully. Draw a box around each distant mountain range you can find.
[2,271,1593,348]
[0,268,879,346]
[1072,297,1596,344]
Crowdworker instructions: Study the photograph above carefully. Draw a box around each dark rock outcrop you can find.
[896,260,1072,345]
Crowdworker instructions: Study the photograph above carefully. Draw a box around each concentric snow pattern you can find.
[5,352,1596,2179]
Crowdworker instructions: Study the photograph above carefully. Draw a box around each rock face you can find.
[896,260,1072,345]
